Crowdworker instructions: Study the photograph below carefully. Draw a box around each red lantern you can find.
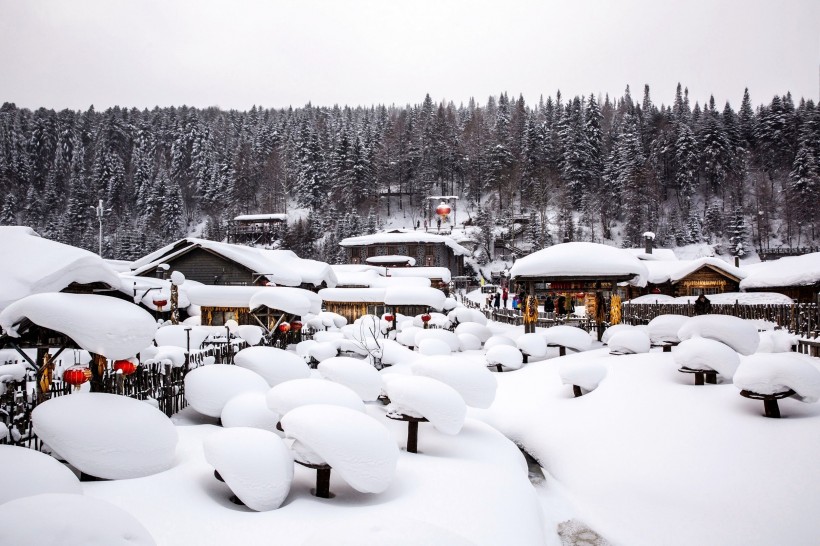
[435,202,451,218]
[383,314,394,323]
[421,313,431,323]
[153,298,168,309]
[291,321,303,332]
[576,293,585,299]
[63,366,92,387]
[114,360,137,376]
[278,322,291,333]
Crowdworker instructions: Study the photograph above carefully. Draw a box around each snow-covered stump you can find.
[558,361,607,397]
[647,315,689,352]
[733,353,820,418]
[542,326,592,357]
[485,345,524,372]
[673,338,740,386]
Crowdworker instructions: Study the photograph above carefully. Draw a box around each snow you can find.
[339,229,470,257]
[234,347,311,386]
[455,321,492,343]
[559,361,607,392]
[607,330,651,355]
[740,252,820,289]
[734,353,820,402]
[203,427,293,511]
[510,242,649,287]
[155,324,210,349]
[447,306,488,326]
[313,330,344,343]
[249,286,322,316]
[647,314,690,344]
[308,342,339,362]
[220,392,281,432]
[542,325,593,352]
[414,329,460,352]
[0,226,121,312]
[458,333,482,350]
[411,356,497,409]
[319,287,386,303]
[0,362,26,384]
[302,516,475,546]
[383,286,446,310]
[484,334,516,350]
[671,292,794,305]
[184,365,269,418]
[233,213,288,222]
[673,338,741,378]
[677,315,760,355]
[144,345,187,367]
[641,257,746,286]
[365,254,416,265]
[383,375,467,435]
[184,285,268,308]
[266,378,365,418]
[235,324,264,346]
[418,338,452,355]
[601,323,638,344]
[32,393,177,479]
[0,493,156,545]
[317,356,384,401]
[757,330,798,353]
[516,333,547,358]
[625,293,675,304]
[0,293,157,360]
[280,404,399,493]
[486,345,524,371]
[119,274,193,312]
[387,266,453,283]
[396,325,422,347]
[0,444,82,505]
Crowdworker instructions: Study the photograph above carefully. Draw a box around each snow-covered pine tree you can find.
[728,206,747,257]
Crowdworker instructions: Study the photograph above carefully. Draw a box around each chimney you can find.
[643,232,655,255]
[734,256,740,268]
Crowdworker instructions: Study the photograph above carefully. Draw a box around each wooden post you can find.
[315,467,332,498]
[90,353,106,392]
[407,420,420,453]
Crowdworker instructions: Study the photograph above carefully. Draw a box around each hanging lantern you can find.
[421,313,431,323]
[278,322,291,333]
[291,321,303,332]
[63,366,92,390]
[435,202,451,220]
[383,314,394,323]
[113,360,137,376]
[576,293,585,299]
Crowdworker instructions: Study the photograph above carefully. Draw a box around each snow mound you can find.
[601,323,637,345]
[458,333,482,351]
[608,330,651,355]
[295,339,317,358]
[234,346,310,387]
[396,325,422,347]
[412,312,450,329]
[484,335,516,350]
[371,339,421,366]
[516,333,547,358]
[486,345,524,370]
[144,345,186,367]
[442,297,458,311]
[184,365,269,418]
[414,329,460,352]
[448,307,487,326]
[32,393,177,480]
[626,293,676,304]
[309,342,339,362]
[0,293,157,360]
[734,353,820,402]
[674,338,741,378]
[559,361,607,393]
[543,326,593,352]
[317,357,384,401]
[419,338,452,356]
[647,314,690,344]
[411,356,497,408]
[455,322,491,343]
[281,404,398,493]
[678,315,759,355]
[220,392,281,433]
[0,493,156,545]
[155,325,209,349]
[235,325,264,346]
[266,378,365,418]
[0,445,82,505]
[314,331,345,344]
[249,288,314,316]
[302,515,475,546]
[383,375,466,434]
[204,427,293,511]
[757,330,798,353]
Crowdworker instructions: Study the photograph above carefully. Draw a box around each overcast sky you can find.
[1,0,818,111]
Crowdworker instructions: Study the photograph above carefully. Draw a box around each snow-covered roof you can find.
[248,286,322,315]
[383,286,446,310]
[319,287,386,303]
[622,248,679,261]
[339,229,470,256]
[184,285,267,308]
[0,226,121,311]
[642,257,745,285]
[510,242,649,287]
[739,252,820,289]
[366,255,416,265]
[130,238,336,288]
[387,266,452,283]
[117,274,193,311]
[233,213,288,222]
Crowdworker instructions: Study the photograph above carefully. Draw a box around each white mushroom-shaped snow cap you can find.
[677,315,759,355]
[313,331,345,344]
[647,314,689,345]
[204,427,293,511]
[757,330,798,353]
[0,445,82,505]
[235,325,265,346]
[371,339,421,366]
[155,324,209,349]
[281,404,398,493]
[734,353,820,402]
[411,355,497,408]
[516,333,547,358]
[184,365,269,418]
[383,375,466,434]
[674,338,741,378]
[419,338,452,356]
[31,393,177,480]
[542,325,592,352]
[607,330,651,355]
[317,357,384,401]
[601,323,637,345]
[309,342,339,363]
[221,392,281,433]
[454,322,492,343]
[414,329,460,352]
[0,493,156,546]
[458,333,482,351]
[144,345,186,367]
[234,346,310,387]
[484,335,516,350]
[396,325,422,347]
[559,361,607,393]
[266,378,365,420]
[486,344,524,371]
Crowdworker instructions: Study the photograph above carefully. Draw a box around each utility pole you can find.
[91,199,105,257]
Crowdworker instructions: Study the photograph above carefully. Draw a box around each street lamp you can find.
[89,199,111,257]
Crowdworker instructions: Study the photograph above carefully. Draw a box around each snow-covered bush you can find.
[601,324,636,345]
[383,375,466,435]
[677,315,759,355]
[674,338,741,379]
[234,346,310,387]
[647,315,689,345]
[486,345,524,371]
[411,356,497,408]
[317,356,384,401]
[185,365,268,418]
[542,326,592,352]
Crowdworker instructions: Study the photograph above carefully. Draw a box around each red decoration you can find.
[278,322,291,333]
[291,321,303,332]
[576,293,585,299]
[421,313,431,323]
[383,314,395,323]
[63,366,92,386]
[153,298,168,309]
[435,202,451,217]
[114,360,137,376]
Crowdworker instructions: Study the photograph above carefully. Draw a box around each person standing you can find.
[557,295,566,316]
[545,295,555,318]
[502,287,509,309]
[594,291,607,342]
[494,292,501,309]
[694,294,712,315]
